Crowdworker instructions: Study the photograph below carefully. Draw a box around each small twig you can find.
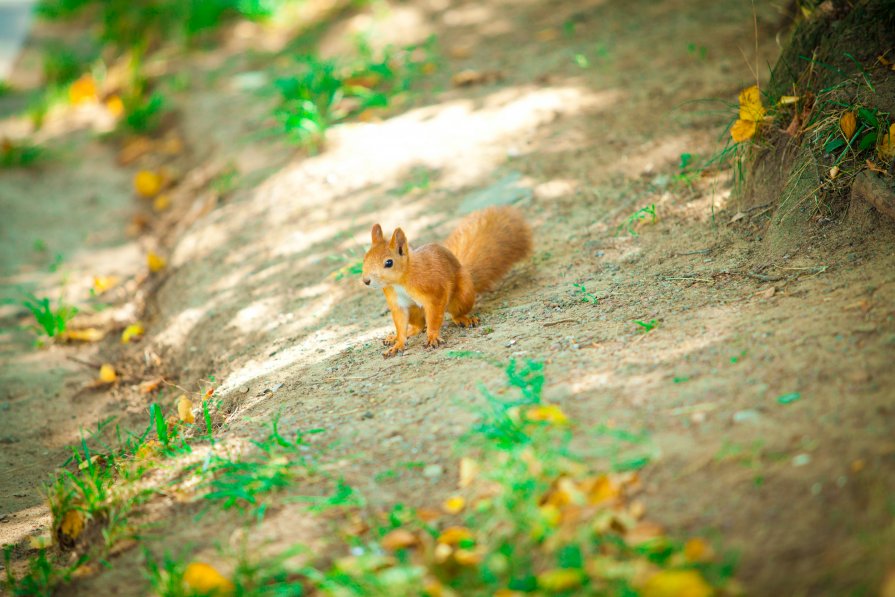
[662,276,713,284]
[744,272,784,282]
[543,319,577,327]
[674,248,712,256]
[744,201,772,213]
[67,356,103,369]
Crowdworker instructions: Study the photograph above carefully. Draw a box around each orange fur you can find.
[362,206,531,357]
[445,206,532,293]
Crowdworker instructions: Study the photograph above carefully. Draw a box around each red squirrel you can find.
[362,206,532,357]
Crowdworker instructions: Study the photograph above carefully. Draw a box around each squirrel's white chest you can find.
[392,284,420,308]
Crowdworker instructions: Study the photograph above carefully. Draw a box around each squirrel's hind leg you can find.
[448,272,479,328]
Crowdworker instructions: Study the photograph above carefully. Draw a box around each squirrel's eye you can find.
[384,259,394,268]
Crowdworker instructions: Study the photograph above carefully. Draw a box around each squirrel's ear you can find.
[371,224,384,244]
[391,228,407,256]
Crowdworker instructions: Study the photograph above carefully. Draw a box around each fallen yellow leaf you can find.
[537,568,585,591]
[59,510,85,541]
[69,75,97,105]
[641,569,713,597]
[730,118,757,143]
[182,562,234,595]
[135,439,160,460]
[879,123,895,161]
[738,85,765,122]
[153,194,171,212]
[380,529,418,551]
[731,85,765,143]
[442,495,466,514]
[437,526,474,545]
[459,457,479,488]
[454,548,482,566]
[881,569,895,597]
[98,364,117,383]
[840,111,856,141]
[147,252,166,273]
[176,395,195,424]
[28,534,53,550]
[134,170,163,198]
[684,538,714,562]
[92,275,119,294]
[106,95,124,118]
[61,328,105,342]
[121,323,144,344]
[539,504,561,527]
[525,404,569,425]
[778,95,800,105]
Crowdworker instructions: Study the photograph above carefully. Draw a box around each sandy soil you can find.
[2,0,894,595]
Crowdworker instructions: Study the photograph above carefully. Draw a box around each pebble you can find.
[792,453,811,467]
[423,464,444,478]
[732,409,761,424]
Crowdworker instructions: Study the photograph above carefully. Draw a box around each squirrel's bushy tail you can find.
[444,206,532,294]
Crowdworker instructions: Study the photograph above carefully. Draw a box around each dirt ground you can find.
[2,0,895,595]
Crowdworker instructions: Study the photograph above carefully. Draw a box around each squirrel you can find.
[362,205,532,357]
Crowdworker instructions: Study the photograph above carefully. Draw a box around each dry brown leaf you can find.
[140,377,165,394]
[118,137,154,165]
[829,164,840,179]
[625,521,664,545]
[380,529,418,551]
[879,124,895,161]
[451,70,502,88]
[840,111,856,141]
[448,46,472,59]
[755,286,776,299]
[728,211,746,223]
[177,395,195,424]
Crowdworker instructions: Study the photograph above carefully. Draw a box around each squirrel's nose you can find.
[363,278,371,286]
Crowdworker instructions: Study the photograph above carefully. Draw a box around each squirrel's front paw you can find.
[383,344,405,358]
[382,333,397,346]
[424,336,445,349]
[454,315,479,328]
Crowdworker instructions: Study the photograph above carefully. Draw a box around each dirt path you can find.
[2,0,894,595]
